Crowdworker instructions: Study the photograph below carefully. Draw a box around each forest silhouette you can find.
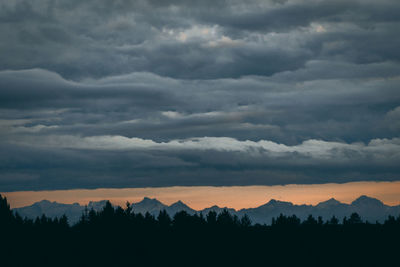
[1,194,399,267]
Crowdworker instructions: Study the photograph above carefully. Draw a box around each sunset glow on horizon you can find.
[3,181,400,210]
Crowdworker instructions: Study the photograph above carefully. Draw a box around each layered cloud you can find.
[0,0,400,191]
[1,0,400,79]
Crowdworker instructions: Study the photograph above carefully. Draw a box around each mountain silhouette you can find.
[352,195,385,207]
[168,200,196,215]
[131,197,167,216]
[316,198,342,208]
[13,196,400,225]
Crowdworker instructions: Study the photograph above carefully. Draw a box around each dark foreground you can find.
[1,194,399,267]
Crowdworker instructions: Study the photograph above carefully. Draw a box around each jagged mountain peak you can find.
[139,197,162,204]
[168,200,196,215]
[326,197,339,202]
[132,197,167,212]
[264,199,293,207]
[170,200,188,208]
[32,200,66,207]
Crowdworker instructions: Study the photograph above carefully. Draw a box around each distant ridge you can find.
[352,195,385,207]
[316,198,342,206]
[13,196,400,225]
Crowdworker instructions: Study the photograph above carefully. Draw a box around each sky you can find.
[0,0,400,202]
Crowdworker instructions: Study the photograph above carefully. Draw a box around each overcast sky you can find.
[1,0,400,192]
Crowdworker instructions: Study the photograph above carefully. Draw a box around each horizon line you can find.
[13,194,399,212]
[3,181,400,209]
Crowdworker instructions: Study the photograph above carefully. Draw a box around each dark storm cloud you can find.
[0,69,179,110]
[1,0,400,191]
[1,0,400,79]
[1,136,400,191]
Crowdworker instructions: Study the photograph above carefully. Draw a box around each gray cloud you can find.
[0,0,400,191]
[1,0,400,79]
[1,136,399,191]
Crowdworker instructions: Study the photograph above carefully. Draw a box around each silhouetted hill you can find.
[15,200,83,224]
[240,196,400,224]
[14,200,110,224]
[240,199,313,224]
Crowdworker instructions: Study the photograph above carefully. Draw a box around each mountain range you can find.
[13,196,400,225]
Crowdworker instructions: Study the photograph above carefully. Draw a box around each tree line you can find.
[1,194,399,267]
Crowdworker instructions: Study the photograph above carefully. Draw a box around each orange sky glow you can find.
[2,181,400,210]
